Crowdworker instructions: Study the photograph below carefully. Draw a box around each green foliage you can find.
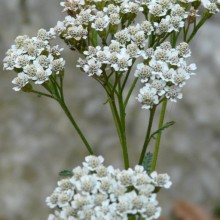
[21,83,32,92]
[59,170,73,177]
[142,152,153,174]
[150,121,175,141]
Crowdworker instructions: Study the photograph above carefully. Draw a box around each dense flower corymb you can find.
[46,155,172,220]
[3,29,65,91]
[136,41,196,109]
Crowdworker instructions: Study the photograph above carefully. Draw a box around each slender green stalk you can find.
[42,83,53,95]
[93,75,113,98]
[58,99,94,154]
[119,113,130,169]
[31,90,54,99]
[186,12,211,43]
[118,82,130,169]
[150,99,167,172]
[121,59,136,91]
[50,75,61,90]
[105,71,114,82]
[104,72,129,169]
[101,75,123,138]
[153,33,170,48]
[111,96,129,168]
[138,106,156,165]
[145,30,178,170]
[109,98,123,145]
[59,75,64,101]
[51,74,94,154]
[111,73,121,97]
[106,81,123,144]
[94,75,124,154]
[40,76,94,154]
[183,21,190,42]
[124,77,138,107]
[49,76,61,99]
[147,13,210,171]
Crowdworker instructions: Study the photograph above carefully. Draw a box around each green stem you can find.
[94,76,124,150]
[138,106,156,165]
[118,84,130,169]
[31,90,54,99]
[55,72,94,154]
[111,73,121,97]
[58,99,94,154]
[104,81,125,156]
[183,21,190,42]
[42,83,53,95]
[49,76,61,99]
[110,94,130,168]
[124,77,138,107]
[59,75,64,100]
[103,71,129,169]
[150,99,167,172]
[121,59,136,91]
[109,99,123,143]
[153,33,170,48]
[186,12,211,43]
[146,12,211,171]
[50,75,61,90]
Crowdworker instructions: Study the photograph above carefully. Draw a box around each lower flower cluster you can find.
[46,155,171,220]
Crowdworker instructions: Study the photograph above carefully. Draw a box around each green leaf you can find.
[21,83,32,93]
[142,152,153,174]
[150,121,175,140]
[59,170,73,177]
[103,97,111,105]
[91,29,98,47]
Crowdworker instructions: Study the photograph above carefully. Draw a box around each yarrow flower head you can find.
[3,29,65,91]
[55,0,195,52]
[135,41,197,109]
[53,0,198,112]
[46,155,172,220]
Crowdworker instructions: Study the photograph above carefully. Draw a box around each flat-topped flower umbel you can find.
[46,156,172,220]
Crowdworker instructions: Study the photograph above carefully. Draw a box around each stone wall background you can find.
[0,0,220,219]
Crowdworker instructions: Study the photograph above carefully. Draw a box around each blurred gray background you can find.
[0,0,220,219]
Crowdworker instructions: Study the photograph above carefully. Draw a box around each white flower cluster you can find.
[76,9,189,77]
[46,155,172,220]
[3,29,65,91]
[55,0,145,50]
[77,21,196,109]
[54,15,89,44]
[136,41,196,109]
[56,0,189,51]
[180,0,220,14]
